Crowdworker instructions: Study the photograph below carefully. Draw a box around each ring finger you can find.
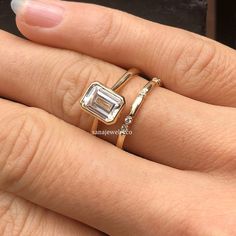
[1,30,236,171]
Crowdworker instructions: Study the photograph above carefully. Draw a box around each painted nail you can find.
[11,0,64,28]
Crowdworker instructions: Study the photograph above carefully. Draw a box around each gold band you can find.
[90,68,139,134]
[116,77,162,149]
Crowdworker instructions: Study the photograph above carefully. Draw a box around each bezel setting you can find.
[80,82,125,125]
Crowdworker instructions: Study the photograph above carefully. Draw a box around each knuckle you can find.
[54,56,111,126]
[0,108,47,189]
[88,9,124,48]
[174,38,217,90]
[176,38,216,77]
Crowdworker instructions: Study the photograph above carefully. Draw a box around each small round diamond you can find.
[125,116,133,125]
[120,124,128,135]
[140,88,148,96]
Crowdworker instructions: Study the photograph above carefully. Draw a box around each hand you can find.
[1,0,236,235]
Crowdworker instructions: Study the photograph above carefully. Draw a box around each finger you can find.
[12,0,236,107]
[0,191,104,236]
[0,98,207,235]
[1,30,236,172]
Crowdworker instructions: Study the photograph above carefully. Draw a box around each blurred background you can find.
[207,0,235,48]
[0,0,235,48]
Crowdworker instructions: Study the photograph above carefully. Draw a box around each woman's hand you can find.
[0,0,236,235]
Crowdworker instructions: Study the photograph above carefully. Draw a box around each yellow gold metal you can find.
[116,77,162,149]
[111,68,140,91]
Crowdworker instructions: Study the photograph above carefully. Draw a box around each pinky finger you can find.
[0,191,105,236]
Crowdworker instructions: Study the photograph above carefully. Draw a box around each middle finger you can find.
[1,30,236,171]
[0,98,199,235]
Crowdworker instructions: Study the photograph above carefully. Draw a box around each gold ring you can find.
[116,77,162,149]
[80,68,139,134]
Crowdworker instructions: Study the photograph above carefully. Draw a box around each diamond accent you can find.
[140,88,148,96]
[125,116,133,125]
[120,124,128,135]
[80,82,125,124]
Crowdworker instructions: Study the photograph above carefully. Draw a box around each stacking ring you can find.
[80,68,139,133]
[116,77,162,149]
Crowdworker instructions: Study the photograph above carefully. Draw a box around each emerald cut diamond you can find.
[80,82,125,124]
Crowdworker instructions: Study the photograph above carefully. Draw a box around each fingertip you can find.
[11,0,27,15]
[12,0,65,29]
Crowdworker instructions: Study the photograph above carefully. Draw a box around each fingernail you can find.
[11,0,64,28]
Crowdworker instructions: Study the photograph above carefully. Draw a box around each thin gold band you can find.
[116,77,162,149]
[91,68,139,134]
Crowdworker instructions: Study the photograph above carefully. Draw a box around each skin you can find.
[1,1,236,235]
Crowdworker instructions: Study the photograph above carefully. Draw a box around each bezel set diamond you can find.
[80,82,125,125]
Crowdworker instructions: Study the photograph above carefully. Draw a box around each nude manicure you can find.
[11,0,64,28]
